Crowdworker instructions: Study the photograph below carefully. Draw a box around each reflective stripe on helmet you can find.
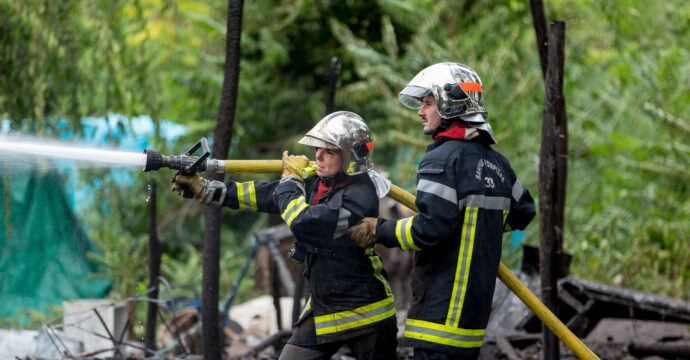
[459,82,482,92]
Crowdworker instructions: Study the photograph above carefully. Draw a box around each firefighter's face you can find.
[418,94,442,135]
[315,147,343,177]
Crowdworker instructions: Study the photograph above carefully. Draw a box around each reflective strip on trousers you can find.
[236,181,257,210]
[405,318,484,348]
[446,206,478,328]
[281,195,309,226]
[396,216,421,251]
[314,297,395,335]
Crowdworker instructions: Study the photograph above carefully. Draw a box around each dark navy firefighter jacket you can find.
[220,172,397,344]
[376,127,536,357]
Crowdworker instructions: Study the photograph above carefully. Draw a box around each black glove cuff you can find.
[375,218,398,248]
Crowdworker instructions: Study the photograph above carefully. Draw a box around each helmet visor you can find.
[298,135,338,149]
[398,85,430,109]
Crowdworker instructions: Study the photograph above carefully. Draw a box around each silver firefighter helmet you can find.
[298,111,374,175]
[398,62,488,122]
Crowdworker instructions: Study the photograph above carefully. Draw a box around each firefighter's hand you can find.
[171,171,206,202]
[347,217,378,248]
[282,151,310,178]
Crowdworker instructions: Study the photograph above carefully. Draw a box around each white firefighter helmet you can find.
[398,62,488,122]
[298,111,374,175]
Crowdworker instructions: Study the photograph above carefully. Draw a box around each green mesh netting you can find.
[0,168,111,317]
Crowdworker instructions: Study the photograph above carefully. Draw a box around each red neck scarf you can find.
[433,123,480,141]
[312,178,350,205]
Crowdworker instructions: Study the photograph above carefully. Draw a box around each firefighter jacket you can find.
[376,127,536,357]
[220,172,397,344]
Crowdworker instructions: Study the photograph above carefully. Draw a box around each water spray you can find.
[0,135,147,169]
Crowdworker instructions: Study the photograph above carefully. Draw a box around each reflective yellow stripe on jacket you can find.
[446,206,478,327]
[314,297,395,335]
[236,181,257,211]
[405,318,484,348]
[367,248,393,297]
[281,195,309,226]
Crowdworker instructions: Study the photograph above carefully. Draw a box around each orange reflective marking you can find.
[459,83,482,92]
[366,141,374,152]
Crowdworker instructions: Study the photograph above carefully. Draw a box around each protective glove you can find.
[282,150,310,178]
[171,171,206,202]
[347,217,378,248]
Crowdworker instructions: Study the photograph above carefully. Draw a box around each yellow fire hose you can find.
[223,160,599,359]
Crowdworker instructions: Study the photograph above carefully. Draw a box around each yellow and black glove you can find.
[171,171,206,202]
[347,217,378,248]
[281,150,310,178]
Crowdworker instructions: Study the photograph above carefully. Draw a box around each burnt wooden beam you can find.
[145,182,162,355]
[530,0,549,79]
[539,19,567,360]
[203,0,245,358]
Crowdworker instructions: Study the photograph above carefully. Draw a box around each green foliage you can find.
[0,0,166,132]
[1,0,688,333]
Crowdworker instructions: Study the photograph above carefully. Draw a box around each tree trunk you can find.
[202,0,244,358]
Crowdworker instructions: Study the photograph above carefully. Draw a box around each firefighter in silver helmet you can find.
[348,63,536,360]
[172,111,398,359]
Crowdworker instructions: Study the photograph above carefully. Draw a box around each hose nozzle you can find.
[142,137,216,175]
[143,149,164,172]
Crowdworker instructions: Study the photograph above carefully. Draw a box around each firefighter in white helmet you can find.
[348,63,536,360]
[173,111,398,359]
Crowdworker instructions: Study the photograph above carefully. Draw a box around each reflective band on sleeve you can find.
[457,194,510,210]
[396,216,421,251]
[512,178,525,201]
[446,207,477,328]
[236,182,257,211]
[314,297,395,335]
[405,318,484,348]
[281,196,309,226]
[417,179,457,205]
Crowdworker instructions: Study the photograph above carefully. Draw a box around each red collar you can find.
[433,123,477,141]
[312,178,350,205]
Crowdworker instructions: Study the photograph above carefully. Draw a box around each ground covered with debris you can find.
[3,270,689,360]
